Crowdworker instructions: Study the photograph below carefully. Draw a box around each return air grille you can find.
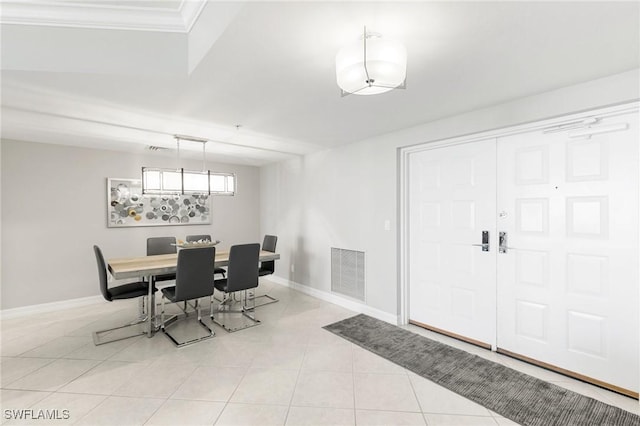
[146,145,171,152]
[331,247,365,301]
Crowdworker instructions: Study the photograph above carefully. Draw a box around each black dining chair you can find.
[211,243,261,332]
[255,234,279,307]
[160,246,216,346]
[185,234,226,278]
[258,235,278,277]
[93,245,156,345]
[147,236,177,284]
[148,236,190,315]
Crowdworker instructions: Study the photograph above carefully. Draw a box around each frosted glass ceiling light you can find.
[142,135,235,196]
[336,26,407,96]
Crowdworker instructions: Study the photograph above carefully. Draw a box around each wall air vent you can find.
[331,247,365,301]
[146,145,171,151]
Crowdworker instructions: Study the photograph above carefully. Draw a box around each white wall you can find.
[260,69,640,319]
[0,139,3,311]
[1,140,261,310]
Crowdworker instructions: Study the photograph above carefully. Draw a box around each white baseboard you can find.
[2,279,399,324]
[1,295,104,320]
[267,276,398,325]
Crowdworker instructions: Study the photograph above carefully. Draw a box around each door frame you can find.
[398,102,639,345]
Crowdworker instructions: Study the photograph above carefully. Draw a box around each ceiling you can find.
[1,1,639,166]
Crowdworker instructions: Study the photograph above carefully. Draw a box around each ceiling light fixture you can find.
[336,26,407,96]
[141,135,235,196]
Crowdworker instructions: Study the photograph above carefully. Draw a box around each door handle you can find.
[499,231,508,253]
[471,230,490,252]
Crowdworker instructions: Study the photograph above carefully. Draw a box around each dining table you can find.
[107,248,280,337]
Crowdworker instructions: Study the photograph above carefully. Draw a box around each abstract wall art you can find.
[107,178,211,227]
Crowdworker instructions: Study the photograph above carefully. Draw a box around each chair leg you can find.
[211,290,260,333]
[212,292,238,312]
[210,294,215,320]
[196,303,215,338]
[242,290,259,322]
[92,297,147,346]
[247,277,279,307]
[252,294,279,307]
[161,297,214,347]
[177,299,202,316]
[161,295,166,331]
[136,296,150,321]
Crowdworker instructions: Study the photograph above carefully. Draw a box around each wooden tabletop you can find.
[108,249,280,280]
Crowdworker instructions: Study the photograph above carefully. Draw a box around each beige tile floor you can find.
[1,279,638,425]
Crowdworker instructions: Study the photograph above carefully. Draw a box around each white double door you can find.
[408,111,639,394]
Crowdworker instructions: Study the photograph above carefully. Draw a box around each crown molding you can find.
[0,0,207,33]
[180,0,208,33]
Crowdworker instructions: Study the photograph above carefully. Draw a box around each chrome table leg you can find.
[147,274,155,337]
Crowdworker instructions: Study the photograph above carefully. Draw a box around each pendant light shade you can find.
[141,135,235,196]
[141,168,235,195]
[336,28,407,96]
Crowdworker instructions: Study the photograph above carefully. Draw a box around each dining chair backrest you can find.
[263,235,277,252]
[94,245,112,302]
[186,234,211,242]
[260,235,278,275]
[147,237,177,256]
[174,246,216,302]
[226,243,260,293]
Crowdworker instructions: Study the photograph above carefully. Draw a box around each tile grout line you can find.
[283,341,310,426]
[210,347,253,425]
[352,343,358,426]
[0,357,58,388]
[405,372,427,426]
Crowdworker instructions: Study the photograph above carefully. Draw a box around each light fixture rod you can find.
[174,134,209,144]
[336,26,406,96]
[176,136,181,170]
[202,140,207,171]
[363,26,372,87]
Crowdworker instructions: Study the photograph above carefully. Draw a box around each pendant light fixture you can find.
[336,26,407,96]
[141,135,235,196]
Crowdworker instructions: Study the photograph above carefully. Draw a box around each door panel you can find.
[496,112,639,393]
[409,140,497,346]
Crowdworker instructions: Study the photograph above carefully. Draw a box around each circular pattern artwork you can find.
[108,178,211,227]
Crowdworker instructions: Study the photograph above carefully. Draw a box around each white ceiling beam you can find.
[1,107,294,166]
[1,83,319,160]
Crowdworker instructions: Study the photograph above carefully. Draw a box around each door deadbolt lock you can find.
[472,230,490,252]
